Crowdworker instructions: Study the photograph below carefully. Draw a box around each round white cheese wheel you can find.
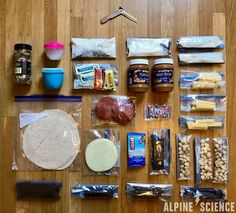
[23,109,80,170]
[85,138,118,172]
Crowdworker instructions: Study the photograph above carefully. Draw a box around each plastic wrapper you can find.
[194,137,213,184]
[213,137,229,183]
[179,115,224,131]
[179,70,225,90]
[149,129,171,175]
[14,95,82,171]
[83,129,120,176]
[126,183,173,201]
[144,104,171,120]
[180,186,226,202]
[73,63,118,90]
[176,134,192,180]
[71,184,118,198]
[127,132,146,167]
[180,94,226,112]
[91,95,136,126]
[177,36,224,49]
[71,37,116,59]
[178,52,224,64]
[127,38,171,57]
[16,180,62,200]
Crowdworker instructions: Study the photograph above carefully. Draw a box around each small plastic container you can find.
[44,42,64,60]
[42,68,64,90]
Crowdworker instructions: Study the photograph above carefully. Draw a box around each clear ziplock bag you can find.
[180,186,226,202]
[149,129,171,175]
[91,95,136,126]
[126,183,173,201]
[213,137,229,184]
[127,38,171,57]
[177,36,224,49]
[194,137,213,185]
[176,134,192,180]
[180,94,226,112]
[73,63,118,90]
[71,184,119,198]
[71,37,116,58]
[179,115,224,131]
[14,95,82,171]
[179,70,225,90]
[178,52,224,64]
[83,129,120,176]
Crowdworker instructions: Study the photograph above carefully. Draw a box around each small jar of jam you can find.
[152,58,174,92]
[128,59,149,92]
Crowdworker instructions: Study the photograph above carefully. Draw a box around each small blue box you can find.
[127,132,146,167]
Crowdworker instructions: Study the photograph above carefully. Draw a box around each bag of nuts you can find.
[213,137,229,183]
[194,137,213,184]
[176,134,192,180]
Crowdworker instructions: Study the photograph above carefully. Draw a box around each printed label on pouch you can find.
[129,69,149,85]
[153,69,173,84]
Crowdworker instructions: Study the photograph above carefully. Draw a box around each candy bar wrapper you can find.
[176,134,192,180]
[71,184,119,198]
[127,38,171,57]
[213,137,229,184]
[94,68,104,89]
[149,129,171,175]
[16,180,62,200]
[179,115,224,131]
[73,63,118,91]
[144,104,171,120]
[71,37,116,58]
[194,137,213,185]
[126,183,173,201]
[179,70,225,90]
[177,36,224,49]
[178,52,224,64]
[180,186,227,202]
[127,132,146,167]
[180,94,226,112]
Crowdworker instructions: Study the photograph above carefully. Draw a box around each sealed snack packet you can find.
[149,129,171,175]
[180,94,226,112]
[127,132,146,167]
[179,70,225,90]
[177,36,224,49]
[176,134,192,180]
[144,104,171,120]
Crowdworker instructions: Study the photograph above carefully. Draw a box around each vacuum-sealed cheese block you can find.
[85,138,118,172]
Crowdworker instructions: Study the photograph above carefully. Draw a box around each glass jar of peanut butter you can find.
[128,59,149,92]
[152,58,174,92]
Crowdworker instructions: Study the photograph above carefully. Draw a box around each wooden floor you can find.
[0,0,236,212]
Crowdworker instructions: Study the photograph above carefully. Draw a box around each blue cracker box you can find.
[127,132,146,167]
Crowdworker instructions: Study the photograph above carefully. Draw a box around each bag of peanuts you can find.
[213,137,229,184]
[194,137,213,184]
[176,134,192,180]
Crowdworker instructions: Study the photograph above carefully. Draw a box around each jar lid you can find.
[154,58,173,65]
[44,42,64,49]
[130,59,149,65]
[14,43,32,51]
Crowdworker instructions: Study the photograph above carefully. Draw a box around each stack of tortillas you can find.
[85,138,118,172]
[23,109,80,170]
